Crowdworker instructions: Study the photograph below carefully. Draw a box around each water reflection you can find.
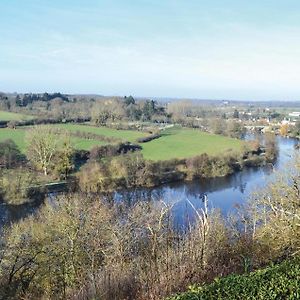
[112,135,298,226]
[0,135,298,228]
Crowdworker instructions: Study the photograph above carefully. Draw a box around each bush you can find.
[0,168,35,204]
[89,142,141,160]
[167,257,300,300]
[136,133,161,143]
[77,154,186,192]
[72,129,120,143]
[0,139,24,169]
[186,153,240,179]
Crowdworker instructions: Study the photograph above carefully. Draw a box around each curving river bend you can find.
[112,135,299,226]
[0,134,298,228]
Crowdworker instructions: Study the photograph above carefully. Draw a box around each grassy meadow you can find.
[0,124,243,160]
[56,123,147,143]
[0,128,105,152]
[141,127,244,160]
[0,110,34,121]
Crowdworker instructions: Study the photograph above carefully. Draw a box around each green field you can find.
[0,128,105,152]
[55,125,243,160]
[0,125,243,160]
[55,123,147,143]
[141,127,243,160]
[0,111,34,121]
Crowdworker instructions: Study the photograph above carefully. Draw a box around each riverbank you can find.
[0,133,297,229]
[76,146,267,194]
[0,137,268,206]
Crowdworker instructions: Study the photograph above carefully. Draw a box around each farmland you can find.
[0,110,34,121]
[55,123,147,143]
[0,128,105,152]
[56,124,244,160]
[0,124,243,160]
[141,127,243,160]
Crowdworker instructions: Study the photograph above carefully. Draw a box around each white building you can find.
[288,112,300,118]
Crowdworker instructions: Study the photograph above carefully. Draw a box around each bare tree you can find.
[26,126,61,175]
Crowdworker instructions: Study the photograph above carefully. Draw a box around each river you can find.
[0,135,298,228]
[112,135,299,226]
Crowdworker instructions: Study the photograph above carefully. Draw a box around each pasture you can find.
[0,128,105,152]
[0,124,243,160]
[141,127,244,161]
[56,123,147,143]
[0,111,34,121]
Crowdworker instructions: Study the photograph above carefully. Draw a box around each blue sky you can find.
[1,0,300,100]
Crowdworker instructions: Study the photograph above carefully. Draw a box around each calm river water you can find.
[0,134,298,228]
[112,135,299,226]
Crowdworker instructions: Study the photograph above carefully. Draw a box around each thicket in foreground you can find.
[0,194,237,300]
[0,155,299,299]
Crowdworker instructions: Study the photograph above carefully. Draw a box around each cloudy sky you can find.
[1,0,300,100]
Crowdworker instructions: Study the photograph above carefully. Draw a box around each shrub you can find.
[166,257,300,300]
[89,143,141,160]
[0,168,35,204]
[0,139,24,169]
[136,133,161,143]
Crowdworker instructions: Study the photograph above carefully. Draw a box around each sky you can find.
[1,0,300,101]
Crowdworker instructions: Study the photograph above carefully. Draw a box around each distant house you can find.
[288,112,300,118]
[282,112,300,126]
[287,112,300,123]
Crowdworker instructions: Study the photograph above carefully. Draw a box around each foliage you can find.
[226,120,245,138]
[0,139,24,168]
[290,121,300,138]
[78,150,246,192]
[89,142,141,160]
[0,168,35,204]
[279,123,289,136]
[233,109,239,119]
[52,135,75,179]
[248,155,300,261]
[0,155,299,299]
[0,195,232,300]
[166,257,300,300]
[26,126,64,175]
[264,132,278,162]
[137,132,162,143]
[0,195,112,299]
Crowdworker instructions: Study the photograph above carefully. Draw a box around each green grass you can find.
[167,258,300,300]
[56,124,244,160]
[0,125,244,160]
[0,111,34,121]
[55,123,147,143]
[0,128,27,151]
[0,128,105,152]
[141,127,243,161]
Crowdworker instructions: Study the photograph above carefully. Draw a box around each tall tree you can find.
[53,135,74,179]
[26,126,61,175]
[0,139,23,169]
